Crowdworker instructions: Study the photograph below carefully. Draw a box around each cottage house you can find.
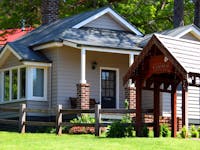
[0,6,143,119]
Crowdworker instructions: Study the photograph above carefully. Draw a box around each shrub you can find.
[190,125,198,138]
[141,125,149,137]
[198,126,200,138]
[106,121,126,138]
[106,115,134,138]
[180,126,188,138]
[160,124,170,137]
[70,114,95,124]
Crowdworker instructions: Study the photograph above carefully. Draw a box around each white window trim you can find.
[99,67,119,109]
[27,67,47,101]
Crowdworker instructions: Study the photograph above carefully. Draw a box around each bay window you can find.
[0,66,47,102]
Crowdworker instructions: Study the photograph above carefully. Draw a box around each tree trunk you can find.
[173,0,184,28]
[41,0,59,25]
[194,0,200,28]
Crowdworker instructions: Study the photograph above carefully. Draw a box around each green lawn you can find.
[0,132,200,150]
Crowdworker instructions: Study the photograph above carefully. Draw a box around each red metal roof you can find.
[0,27,34,46]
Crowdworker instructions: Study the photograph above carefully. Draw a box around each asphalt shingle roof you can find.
[3,6,142,62]
[139,24,200,47]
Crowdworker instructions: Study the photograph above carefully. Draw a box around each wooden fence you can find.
[0,104,153,136]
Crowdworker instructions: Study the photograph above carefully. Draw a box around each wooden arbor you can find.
[123,35,188,137]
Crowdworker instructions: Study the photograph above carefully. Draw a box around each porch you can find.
[57,44,139,110]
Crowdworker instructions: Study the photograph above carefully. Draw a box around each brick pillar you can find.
[77,83,90,109]
[125,86,136,109]
[125,86,136,121]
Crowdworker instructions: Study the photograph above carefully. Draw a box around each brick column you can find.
[125,86,136,109]
[77,83,90,109]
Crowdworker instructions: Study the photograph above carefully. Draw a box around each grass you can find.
[0,132,200,150]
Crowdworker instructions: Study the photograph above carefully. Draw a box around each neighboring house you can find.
[0,7,143,119]
[137,24,200,125]
[0,28,34,49]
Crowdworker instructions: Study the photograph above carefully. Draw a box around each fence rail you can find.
[0,104,153,136]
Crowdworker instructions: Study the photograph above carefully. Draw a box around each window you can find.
[20,68,26,98]
[33,68,44,97]
[4,71,10,101]
[12,69,18,100]
[1,66,47,102]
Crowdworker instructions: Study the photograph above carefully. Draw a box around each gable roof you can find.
[0,7,143,63]
[33,27,143,50]
[139,24,200,47]
[124,34,200,84]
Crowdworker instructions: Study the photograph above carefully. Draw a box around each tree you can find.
[173,0,184,28]
[0,0,196,34]
[194,0,200,28]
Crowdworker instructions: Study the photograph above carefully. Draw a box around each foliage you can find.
[70,114,95,124]
[0,0,195,34]
[190,125,198,138]
[141,125,149,137]
[180,125,188,138]
[160,124,170,137]
[198,126,200,138]
[107,113,134,138]
[106,121,129,138]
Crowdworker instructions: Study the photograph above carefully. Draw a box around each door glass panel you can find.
[101,70,116,108]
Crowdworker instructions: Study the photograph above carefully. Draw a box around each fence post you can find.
[95,104,101,136]
[19,104,26,133]
[56,104,62,135]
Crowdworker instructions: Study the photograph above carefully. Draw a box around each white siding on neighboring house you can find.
[54,46,129,109]
[188,86,200,124]
[83,14,128,31]
[142,90,153,109]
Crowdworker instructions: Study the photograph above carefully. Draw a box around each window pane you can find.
[12,69,18,100]
[4,71,10,101]
[20,68,26,98]
[33,68,44,97]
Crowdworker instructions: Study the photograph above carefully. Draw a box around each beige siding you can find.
[0,53,22,69]
[55,47,129,108]
[42,48,59,109]
[181,33,200,42]
[83,14,127,31]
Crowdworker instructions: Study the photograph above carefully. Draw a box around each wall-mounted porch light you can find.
[91,61,98,70]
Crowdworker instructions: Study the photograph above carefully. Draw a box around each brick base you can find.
[77,83,90,109]
[143,114,182,131]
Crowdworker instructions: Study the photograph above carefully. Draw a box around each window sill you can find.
[0,99,26,105]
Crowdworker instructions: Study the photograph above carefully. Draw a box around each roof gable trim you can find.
[176,26,200,40]
[72,7,143,36]
[0,44,22,61]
